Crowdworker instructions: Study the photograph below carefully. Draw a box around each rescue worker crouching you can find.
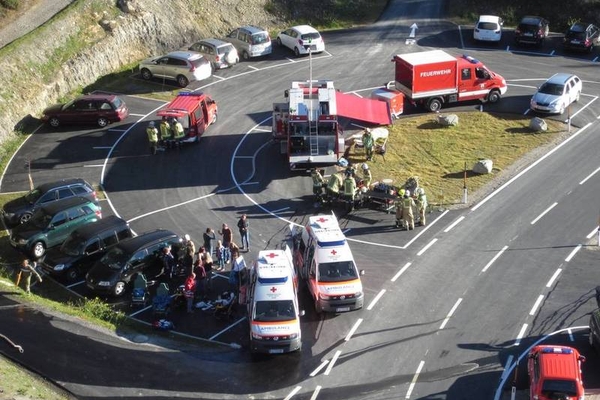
[326,171,343,202]
[311,168,326,201]
[159,117,173,148]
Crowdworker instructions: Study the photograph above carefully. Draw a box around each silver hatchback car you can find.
[139,51,212,87]
[225,25,272,60]
[188,38,239,70]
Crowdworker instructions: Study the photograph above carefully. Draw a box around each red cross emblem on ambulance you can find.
[330,249,337,256]
[266,252,278,259]
[270,287,277,293]
[316,217,328,223]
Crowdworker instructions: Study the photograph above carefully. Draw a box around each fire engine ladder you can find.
[309,119,319,156]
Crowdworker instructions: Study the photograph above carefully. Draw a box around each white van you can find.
[247,247,302,354]
[293,214,364,313]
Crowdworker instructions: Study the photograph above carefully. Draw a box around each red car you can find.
[527,345,585,400]
[41,94,129,128]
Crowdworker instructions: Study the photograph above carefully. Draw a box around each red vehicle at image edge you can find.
[156,92,218,143]
[527,345,585,400]
[392,49,508,112]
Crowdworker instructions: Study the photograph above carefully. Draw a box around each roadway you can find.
[2,0,600,398]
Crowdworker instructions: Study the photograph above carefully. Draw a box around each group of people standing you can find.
[180,215,251,313]
[311,160,372,208]
[395,187,428,230]
[145,117,186,155]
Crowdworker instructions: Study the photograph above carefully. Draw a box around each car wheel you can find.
[487,90,501,104]
[97,117,109,127]
[66,268,79,282]
[211,112,217,124]
[558,104,565,115]
[32,241,46,259]
[210,62,217,73]
[277,37,282,46]
[113,281,126,297]
[294,47,300,57]
[242,51,250,61]
[140,68,152,80]
[49,117,60,128]
[575,91,581,103]
[176,75,189,88]
[19,212,32,224]
[427,98,442,112]
[314,298,322,314]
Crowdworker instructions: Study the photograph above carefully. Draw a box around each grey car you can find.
[225,25,272,60]
[188,38,239,71]
[139,51,212,87]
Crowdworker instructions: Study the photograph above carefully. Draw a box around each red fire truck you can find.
[273,80,392,170]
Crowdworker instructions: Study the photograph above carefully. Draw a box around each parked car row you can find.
[473,14,600,52]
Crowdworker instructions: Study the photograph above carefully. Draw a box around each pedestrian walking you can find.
[146,121,159,155]
[183,234,195,274]
[415,187,428,226]
[203,227,216,257]
[159,117,172,148]
[183,272,197,313]
[16,259,42,294]
[402,190,416,230]
[218,223,233,264]
[362,128,374,161]
[215,240,226,271]
[237,214,249,251]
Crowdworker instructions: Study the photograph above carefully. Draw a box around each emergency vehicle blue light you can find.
[540,347,573,354]
[258,276,288,284]
[462,54,479,64]
[177,91,203,96]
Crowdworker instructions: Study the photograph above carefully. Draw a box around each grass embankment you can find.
[347,112,565,206]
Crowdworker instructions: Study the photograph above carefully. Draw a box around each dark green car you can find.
[10,197,102,258]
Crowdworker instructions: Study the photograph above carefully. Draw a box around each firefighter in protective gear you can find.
[159,117,172,148]
[416,187,428,226]
[343,173,357,210]
[171,118,185,146]
[326,172,343,199]
[311,168,325,198]
[362,128,374,161]
[361,163,372,189]
[146,121,159,155]
[402,190,416,230]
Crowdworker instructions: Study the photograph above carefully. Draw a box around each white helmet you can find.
[417,187,425,195]
[362,163,369,171]
[148,121,155,127]
[405,190,410,197]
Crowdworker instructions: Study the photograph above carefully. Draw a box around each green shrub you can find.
[0,0,20,11]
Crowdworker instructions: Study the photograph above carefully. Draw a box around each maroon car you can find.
[41,94,129,128]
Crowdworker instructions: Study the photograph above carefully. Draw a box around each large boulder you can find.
[529,117,548,132]
[437,114,458,127]
[473,159,493,174]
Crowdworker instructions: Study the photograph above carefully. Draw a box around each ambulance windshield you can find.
[319,261,357,282]
[254,300,296,322]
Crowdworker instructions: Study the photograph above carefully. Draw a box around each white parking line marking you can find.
[345,318,363,341]
[443,216,464,233]
[324,350,341,375]
[284,386,302,400]
[248,65,259,70]
[367,289,386,310]
[531,202,557,225]
[587,227,599,239]
[209,316,247,340]
[270,207,290,214]
[439,298,462,330]
[127,192,216,223]
[481,246,508,273]
[417,238,437,256]
[405,360,425,399]
[129,305,152,317]
[579,166,600,185]
[253,128,271,132]
[568,328,574,342]
[83,164,104,168]
[565,244,582,262]
[310,360,329,377]
[310,386,322,400]
[212,75,226,81]
[391,262,411,282]
[500,355,514,381]
[514,323,528,346]
[546,268,562,288]
[529,295,544,316]
[128,113,146,117]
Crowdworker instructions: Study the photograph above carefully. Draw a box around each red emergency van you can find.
[527,345,585,400]
[156,92,218,143]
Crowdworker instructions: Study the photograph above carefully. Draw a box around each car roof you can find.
[477,15,501,23]
[532,345,581,381]
[520,16,545,25]
[41,196,95,214]
[115,229,179,253]
[569,22,591,32]
[166,51,203,61]
[240,25,267,34]
[75,94,118,102]
[36,178,88,193]
[200,38,230,47]
[69,215,128,238]
[291,25,319,33]
[546,73,578,85]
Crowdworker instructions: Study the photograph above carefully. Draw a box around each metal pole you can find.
[462,161,468,204]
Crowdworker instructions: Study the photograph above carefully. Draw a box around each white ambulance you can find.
[293,213,364,313]
[247,246,303,354]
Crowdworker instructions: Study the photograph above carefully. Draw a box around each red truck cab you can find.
[157,92,217,143]
[527,345,585,400]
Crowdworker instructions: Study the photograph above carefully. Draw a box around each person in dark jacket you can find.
[237,214,249,251]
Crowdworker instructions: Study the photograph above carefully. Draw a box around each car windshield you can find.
[100,247,128,270]
[478,22,499,30]
[24,188,42,204]
[301,32,321,40]
[30,209,52,229]
[61,99,76,110]
[254,300,295,322]
[60,233,86,256]
[566,31,586,40]
[539,83,564,96]
[541,379,578,396]
[217,44,234,55]
[111,97,123,109]
[318,261,358,282]
[251,33,269,45]
[190,57,209,67]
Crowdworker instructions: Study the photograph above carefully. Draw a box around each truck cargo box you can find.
[393,50,458,99]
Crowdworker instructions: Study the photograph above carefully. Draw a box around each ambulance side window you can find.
[306,245,315,271]
[461,68,471,80]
